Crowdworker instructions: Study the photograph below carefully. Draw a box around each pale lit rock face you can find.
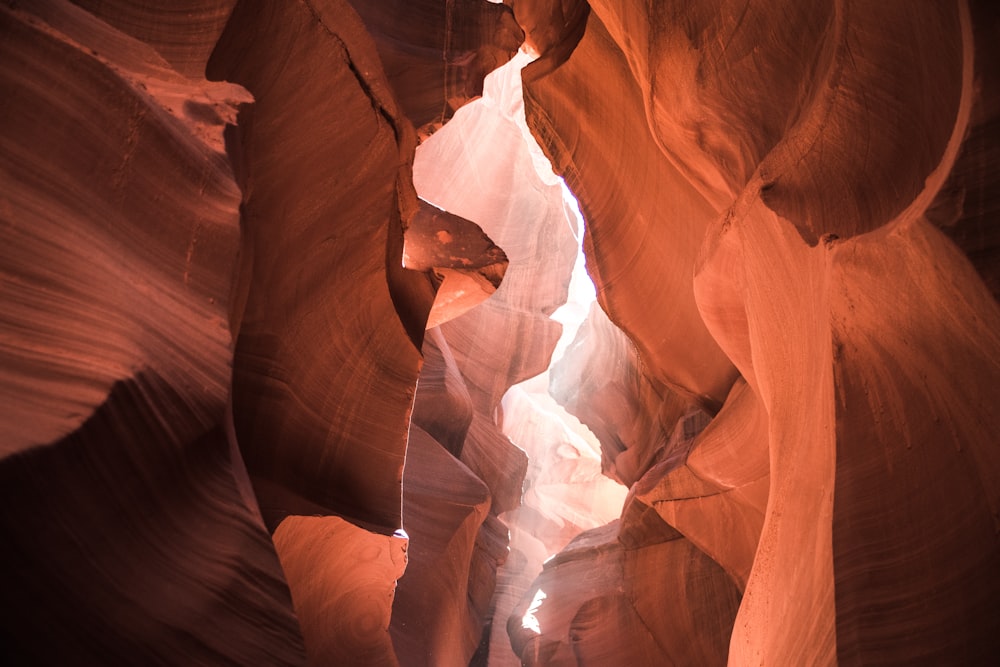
[522,8,740,412]
[489,372,628,667]
[399,52,584,665]
[417,52,580,413]
[551,301,696,487]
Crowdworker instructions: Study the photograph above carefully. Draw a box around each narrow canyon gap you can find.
[1,2,999,667]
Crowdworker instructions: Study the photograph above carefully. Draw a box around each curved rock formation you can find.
[0,3,303,663]
[514,0,1000,664]
[67,0,237,78]
[397,51,583,665]
[551,301,695,487]
[2,1,509,664]
[349,0,523,135]
[208,0,428,533]
[4,0,1000,665]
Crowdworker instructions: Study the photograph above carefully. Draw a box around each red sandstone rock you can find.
[349,0,523,135]
[207,0,431,533]
[521,9,740,411]
[391,425,493,666]
[274,515,407,666]
[508,520,740,666]
[4,0,1000,665]
[518,1,1000,664]
[67,0,237,78]
[0,7,301,661]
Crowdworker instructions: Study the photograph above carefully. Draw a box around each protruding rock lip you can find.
[404,198,509,329]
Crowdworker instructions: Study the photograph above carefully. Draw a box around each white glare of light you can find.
[561,180,586,246]
[521,588,547,634]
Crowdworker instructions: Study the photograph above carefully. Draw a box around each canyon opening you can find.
[2,1,999,666]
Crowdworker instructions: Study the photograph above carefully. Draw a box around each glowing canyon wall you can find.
[1,1,998,665]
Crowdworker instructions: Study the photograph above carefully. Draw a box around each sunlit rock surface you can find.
[520,3,740,412]
[3,0,1000,665]
[397,51,589,665]
[551,301,696,487]
[515,0,1000,664]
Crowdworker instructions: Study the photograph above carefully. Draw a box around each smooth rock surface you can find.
[4,1,1000,665]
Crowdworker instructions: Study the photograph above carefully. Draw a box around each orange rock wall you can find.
[2,1,999,665]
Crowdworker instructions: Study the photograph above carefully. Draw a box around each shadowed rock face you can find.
[348,0,524,136]
[3,1,1000,666]
[1,1,505,664]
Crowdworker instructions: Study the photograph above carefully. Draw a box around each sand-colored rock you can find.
[517,0,1000,664]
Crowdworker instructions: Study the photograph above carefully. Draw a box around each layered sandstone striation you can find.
[397,52,589,665]
[2,0,999,666]
[512,0,1000,665]
[0,2,305,663]
[2,0,508,664]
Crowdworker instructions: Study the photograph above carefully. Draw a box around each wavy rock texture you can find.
[516,0,1000,665]
[66,0,237,78]
[396,52,584,666]
[508,520,740,666]
[348,0,523,135]
[932,2,1000,299]
[489,374,627,667]
[0,373,306,664]
[206,2,511,664]
[207,0,430,533]
[273,515,408,666]
[5,0,1000,665]
[0,1,246,455]
[523,17,739,411]
[551,301,698,487]
[391,425,492,666]
[2,0,506,664]
[0,2,304,663]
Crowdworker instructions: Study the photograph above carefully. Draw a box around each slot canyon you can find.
[2,0,999,665]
